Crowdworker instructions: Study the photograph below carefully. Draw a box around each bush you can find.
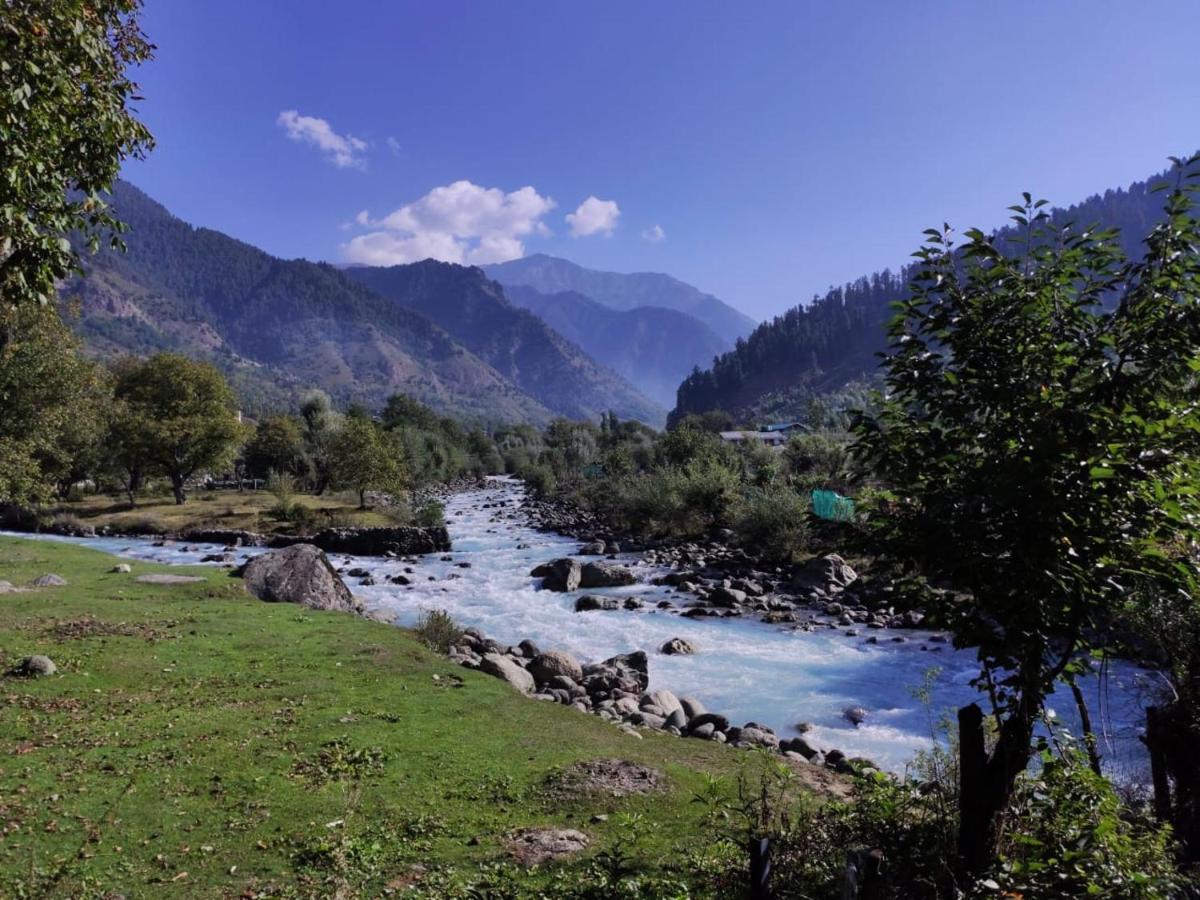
[414,500,445,528]
[520,462,556,498]
[266,469,298,520]
[413,608,462,654]
[731,485,810,562]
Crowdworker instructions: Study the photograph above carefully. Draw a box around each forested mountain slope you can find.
[670,164,1184,425]
[61,182,554,423]
[344,262,665,426]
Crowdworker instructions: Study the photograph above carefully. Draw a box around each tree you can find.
[0,0,154,318]
[244,415,306,481]
[853,157,1200,877]
[299,390,341,494]
[329,416,406,508]
[0,303,108,504]
[113,354,244,504]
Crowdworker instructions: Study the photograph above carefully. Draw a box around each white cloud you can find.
[342,180,556,266]
[567,196,620,237]
[641,224,665,242]
[277,109,368,170]
[386,136,401,155]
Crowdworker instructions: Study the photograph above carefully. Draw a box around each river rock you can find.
[277,526,451,556]
[736,725,780,749]
[642,690,683,718]
[708,586,747,607]
[842,705,869,726]
[792,554,858,593]
[574,595,618,612]
[687,712,730,734]
[479,653,535,694]
[180,528,265,547]
[9,655,57,677]
[529,650,583,683]
[533,558,582,592]
[578,541,606,555]
[579,561,636,588]
[679,696,707,719]
[660,637,697,655]
[239,544,360,613]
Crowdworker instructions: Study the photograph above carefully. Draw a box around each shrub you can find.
[414,500,445,528]
[266,468,297,520]
[520,462,556,498]
[731,485,810,562]
[413,608,462,654]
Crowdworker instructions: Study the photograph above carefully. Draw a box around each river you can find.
[7,477,1158,777]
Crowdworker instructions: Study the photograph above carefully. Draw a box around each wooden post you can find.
[749,837,772,899]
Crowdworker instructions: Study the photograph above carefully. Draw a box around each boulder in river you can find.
[842,705,869,726]
[533,558,581,592]
[239,544,360,613]
[579,561,636,588]
[660,637,697,655]
[575,595,619,612]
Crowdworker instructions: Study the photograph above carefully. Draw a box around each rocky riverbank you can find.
[446,625,877,777]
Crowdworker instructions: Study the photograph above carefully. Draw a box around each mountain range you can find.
[61,181,758,428]
[671,163,1186,426]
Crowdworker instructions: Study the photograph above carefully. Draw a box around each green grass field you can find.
[0,536,831,898]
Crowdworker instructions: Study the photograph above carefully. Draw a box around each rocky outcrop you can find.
[239,544,360,613]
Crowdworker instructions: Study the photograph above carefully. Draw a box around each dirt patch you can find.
[545,758,665,799]
[47,616,168,642]
[507,827,590,866]
[783,755,856,800]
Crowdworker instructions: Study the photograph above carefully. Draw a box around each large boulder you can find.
[792,554,858,593]
[579,561,636,588]
[239,544,360,612]
[533,558,582,592]
[528,650,583,684]
[479,653,535,694]
[708,586,747,608]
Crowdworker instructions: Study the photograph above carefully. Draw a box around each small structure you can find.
[719,430,788,447]
[763,421,808,435]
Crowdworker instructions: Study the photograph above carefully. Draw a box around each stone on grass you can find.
[0,581,16,593]
[508,828,589,866]
[528,650,583,684]
[240,544,360,612]
[10,655,56,677]
[110,564,132,574]
[31,573,67,587]
[479,653,535,694]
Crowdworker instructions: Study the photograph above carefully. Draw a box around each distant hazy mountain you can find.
[504,284,727,409]
[344,263,665,425]
[670,161,1189,426]
[483,254,757,341]
[62,181,555,423]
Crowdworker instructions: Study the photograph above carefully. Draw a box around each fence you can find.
[811,488,855,522]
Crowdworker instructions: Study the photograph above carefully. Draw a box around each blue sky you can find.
[125,0,1198,322]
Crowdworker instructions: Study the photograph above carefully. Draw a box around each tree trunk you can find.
[1147,703,1200,865]
[171,472,187,505]
[957,702,1034,877]
[1069,680,1102,776]
[359,487,367,509]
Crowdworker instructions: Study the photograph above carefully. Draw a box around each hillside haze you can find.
[483,253,758,342]
[504,284,728,408]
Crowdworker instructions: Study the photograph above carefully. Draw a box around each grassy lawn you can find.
[47,489,397,536]
[0,536,818,898]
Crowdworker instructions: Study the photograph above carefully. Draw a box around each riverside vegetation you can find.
[3,1,1200,895]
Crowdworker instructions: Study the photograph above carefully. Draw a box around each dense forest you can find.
[671,165,1182,425]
